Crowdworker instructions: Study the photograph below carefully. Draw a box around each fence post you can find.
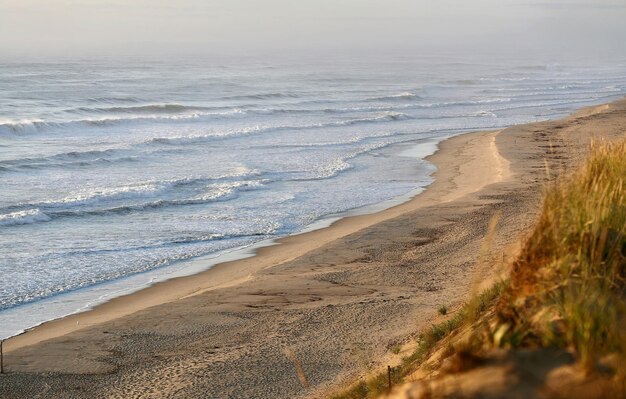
[1,339,4,374]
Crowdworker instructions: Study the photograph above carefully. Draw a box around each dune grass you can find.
[495,138,626,387]
[332,137,626,398]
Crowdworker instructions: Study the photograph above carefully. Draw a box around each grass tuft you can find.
[498,138,626,375]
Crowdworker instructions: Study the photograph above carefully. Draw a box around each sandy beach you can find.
[1,98,625,398]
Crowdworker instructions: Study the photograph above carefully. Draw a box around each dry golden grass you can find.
[500,139,625,348]
[492,138,626,395]
[332,137,626,398]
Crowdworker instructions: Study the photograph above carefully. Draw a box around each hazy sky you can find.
[1,0,625,60]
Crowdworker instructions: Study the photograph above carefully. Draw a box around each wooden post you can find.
[1,339,4,374]
[387,365,392,393]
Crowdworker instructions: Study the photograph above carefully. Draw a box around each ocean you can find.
[1,56,625,338]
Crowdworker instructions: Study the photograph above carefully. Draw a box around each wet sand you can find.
[1,98,625,398]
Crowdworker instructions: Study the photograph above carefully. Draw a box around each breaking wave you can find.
[148,112,411,146]
[67,103,221,114]
[0,178,266,228]
[0,209,51,226]
[0,109,246,135]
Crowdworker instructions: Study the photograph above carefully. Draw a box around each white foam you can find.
[0,209,51,226]
[194,180,266,201]
[0,110,246,135]
[366,92,420,101]
[42,182,164,208]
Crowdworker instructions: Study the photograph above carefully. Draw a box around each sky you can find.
[1,0,625,60]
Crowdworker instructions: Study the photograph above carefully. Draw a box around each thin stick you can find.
[387,365,392,393]
[284,348,309,388]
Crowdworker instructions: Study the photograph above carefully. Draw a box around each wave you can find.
[238,104,398,117]
[314,142,391,179]
[0,172,265,228]
[0,119,58,134]
[10,91,607,137]
[275,141,395,182]
[338,111,410,124]
[469,110,498,118]
[147,112,411,146]
[0,112,408,172]
[482,95,625,114]
[2,129,401,174]
[251,97,519,116]
[58,180,268,218]
[0,209,51,226]
[0,139,394,227]
[299,158,353,181]
[51,180,266,218]
[0,148,139,172]
[68,103,220,115]
[258,134,386,150]
[0,97,504,137]
[515,63,562,72]
[1,156,138,172]
[365,92,421,102]
[85,96,143,104]
[411,98,513,108]
[41,182,168,208]
[0,101,412,136]
[43,172,260,209]
[219,92,301,101]
[249,84,622,115]
[481,85,613,94]
[0,109,246,135]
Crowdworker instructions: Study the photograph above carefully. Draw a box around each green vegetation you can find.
[389,344,402,355]
[437,305,448,316]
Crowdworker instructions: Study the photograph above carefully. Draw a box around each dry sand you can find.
[1,98,625,398]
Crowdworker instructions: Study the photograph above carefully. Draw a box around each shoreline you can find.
[0,137,440,341]
[0,99,626,398]
[1,98,624,399]
[4,129,503,353]
[2,97,620,345]
[4,96,610,353]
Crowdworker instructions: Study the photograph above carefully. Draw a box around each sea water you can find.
[1,56,625,338]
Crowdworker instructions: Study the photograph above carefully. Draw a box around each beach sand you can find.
[1,98,625,398]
